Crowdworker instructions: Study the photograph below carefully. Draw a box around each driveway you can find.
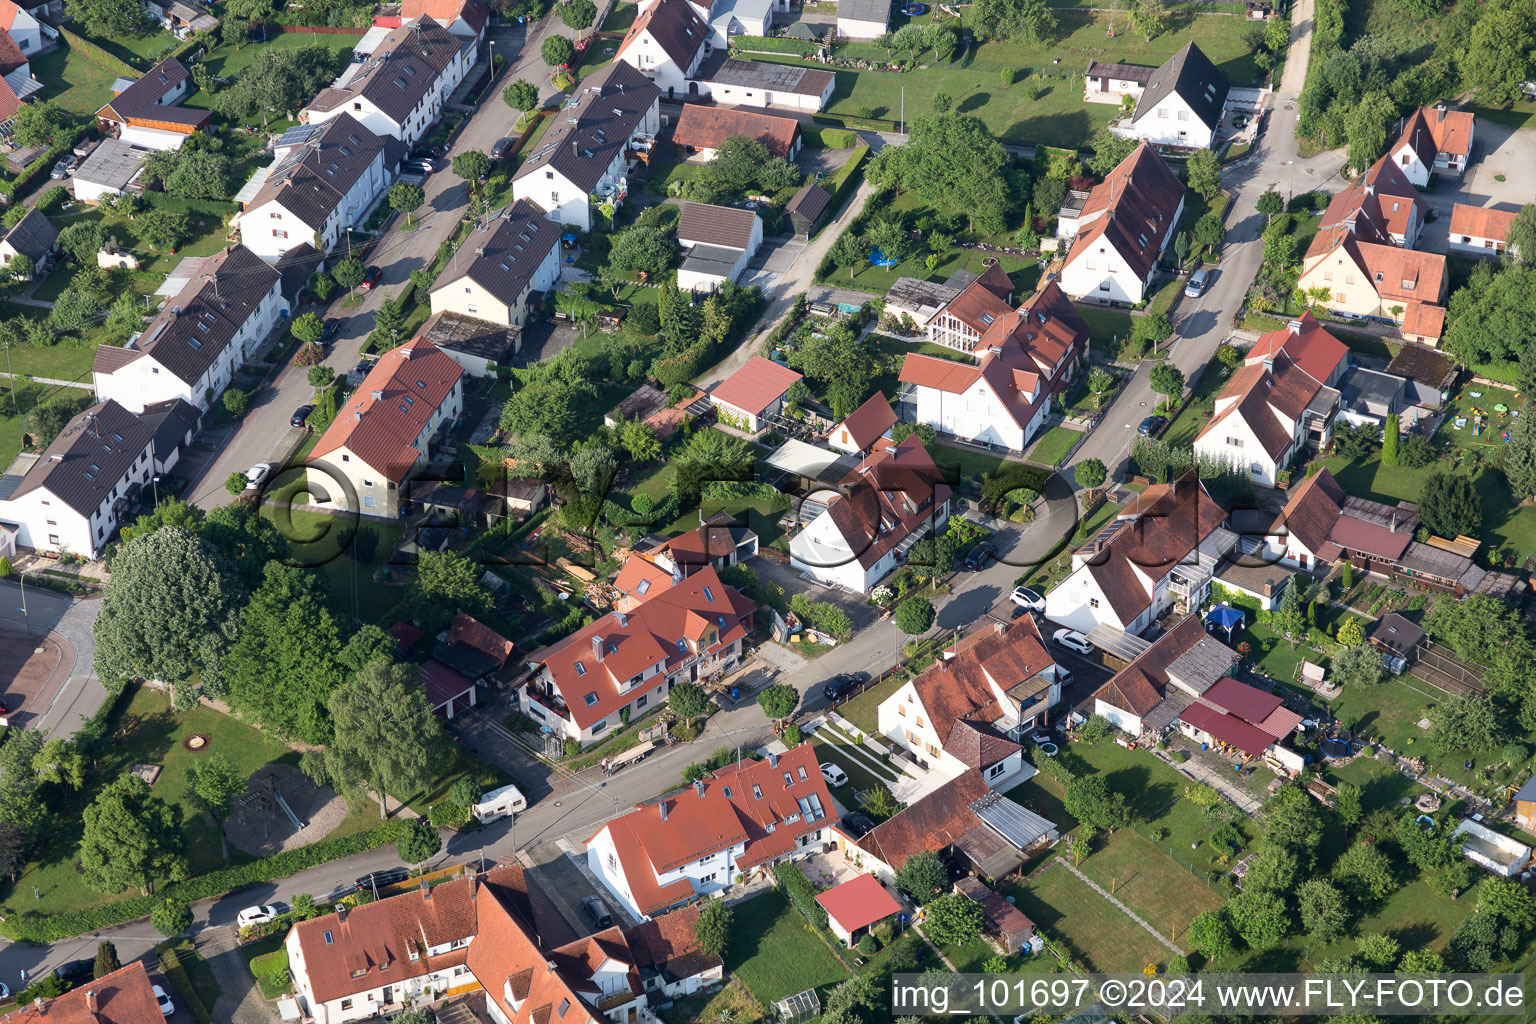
[1413,118,1536,253]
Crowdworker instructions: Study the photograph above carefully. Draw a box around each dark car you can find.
[581,895,613,929]
[1137,415,1166,436]
[963,542,996,570]
[839,812,876,839]
[490,137,516,160]
[355,867,410,892]
[321,317,340,342]
[409,144,442,160]
[291,405,314,428]
[52,959,93,983]
[822,672,868,704]
[359,265,383,291]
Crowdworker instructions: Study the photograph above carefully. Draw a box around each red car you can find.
[359,265,383,291]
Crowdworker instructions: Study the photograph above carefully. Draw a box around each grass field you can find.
[1075,828,1226,942]
[727,889,851,1006]
[1163,359,1235,447]
[255,505,406,624]
[29,45,121,115]
[198,30,359,81]
[1027,424,1082,466]
[1006,862,1175,971]
[826,247,1038,298]
[836,672,908,735]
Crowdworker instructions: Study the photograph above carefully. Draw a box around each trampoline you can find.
[869,248,899,267]
[1319,728,1355,760]
[1037,742,1059,756]
[900,2,927,13]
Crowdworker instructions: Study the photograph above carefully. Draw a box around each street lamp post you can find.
[152,474,161,508]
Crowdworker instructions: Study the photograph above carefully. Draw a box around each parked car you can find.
[1137,415,1166,436]
[821,672,866,704]
[243,463,272,490]
[49,159,70,179]
[406,158,434,176]
[290,405,314,428]
[237,905,280,928]
[819,762,848,787]
[52,959,92,983]
[409,144,442,160]
[321,317,340,343]
[1231,114,1250,129]
[355,867,410,892]
[1184,268,1211,298]
[839,812,876,839]
[152,984,175,1016]
[359,265,383,291]
[1052,628,1094,655]
[1010,586,1044,612]
[963,542,996,570]
[581,895,613,929]
[490,137,515,160]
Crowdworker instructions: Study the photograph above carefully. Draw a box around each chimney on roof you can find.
[615,610,628,627]
[1390,513,1397,533]
[659,799,669,821]
[1436,104,1446,122]
[592,634,605,662]
[768,752,778,768]
[694,778,706,798]
[1287,318,1302,334]
[401,347,412,360]
[994,621,1005,636]
[32,998,49,1013]
[467,873,477,900]
[421,879,432,900]
[85,991,98,1014]
[372,390,384,400]
[353,411,362,422]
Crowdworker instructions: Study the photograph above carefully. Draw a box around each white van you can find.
[472,783,528,823]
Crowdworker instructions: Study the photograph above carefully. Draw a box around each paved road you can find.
[0,581,108,737]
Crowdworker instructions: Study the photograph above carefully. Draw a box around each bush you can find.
[775,861,827,929]
[857,932,879,954]
[429,801,471,829]
[151,898,192,936]
[1079,715,1115,741]
[157,944,213,1024]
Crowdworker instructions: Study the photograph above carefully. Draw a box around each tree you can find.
[1193,208,1226,256]
[867,113,1013,234]
[609,225,677,276]
[225,471,249,495]
[559,0,596,30]
[136,209,192,251]
[1331,641,1385,688]
[163,148,233,201]
[542,34,576,68]
[152,897,193,937]
[619,419,662,462]
[1227,890,1290,950]
[828,232,867,280]
[33,738,85,792]
[405,550,492,636]
[970,0,1057,42]
[4,251,33,283]
[895,596,936,636]
[756,683,799,722]
[1129,0,1167,41]
[10,100,75,150]
[1332,419,1380,458]
[57,222,107,264]
[1505,203,1536,268]
[323,659,443,817]
[1445,264,1536,367]
[923,891,984,946]
[373,293,407,350]
[1188,909,1235,962]
[503,79,540,123]
[1427,693,1504,755]
[860,783,899,820]
[397,818,442,869]
[1381,414,1400,466]
[1477,876,1536,928]
[331,256,365,293]
[1298,878,1349,941]
[452,149,492,186]
[1449,912,1520,970]
[187,752,247,841]
[865,219,909,264]
[1333,841,1398,902]
[308,364,336,391]
[1075,457,1106,489]
[500,351,596,445]
[1186,149,1221,199]
[94,527,243,699]
[1461,0,1536,105]
[1064,775,1132,830]
[93,941,121,979]
[1500,401,1536,499]
[1261,784,1323,864]
[694,898,733,957]
[669,680,709,725]
[895,850,947,905]
[1418,470,1482,538]
[79,775,188,895]
[1243,845,1299,893]
[389,180,425,228]
[1344,91,1398,172]
[222,388,249,417]
[0,821,24,883]
[49,288,101,333]
[1256,190,1284,222]
[1149,362,1185,403]
[64,0,144,36]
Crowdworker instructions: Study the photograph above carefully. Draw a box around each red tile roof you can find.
[821,437,952,571]
[0,27,26,75]
[309,338,463,481]
[1199,351,1329,460]
[1065,143,1184,282]
[420,659,475,709]
[1244,312,1348,385]
[402,0,488,31]
[613,553,675,606]
[1326,504,1414,561]
[449,611,517,668]
[910,616,1053,764]
[529,566,753,728]
[467,875,599,1024]
[831,391,897,452]
[940,261,1014,333]
[1178,700,1276,757]
[623,904,723,983]
[858,769,990,871]
[1353,240,1447,305]
[1449,203,1515,242]
[898,353,981,393]
[0,1,25,31]
[1202,676,1283,722]
[1271,467,1345,557]
[2,963,165,1024]
[1401,301,1445,341]
[710,355,802,417]
[673,104,800,158]
[1398,105,1475,161]
[653,512,753,575]
[815,873,902,933]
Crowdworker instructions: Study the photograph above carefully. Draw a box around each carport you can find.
[1084,624,1153,662]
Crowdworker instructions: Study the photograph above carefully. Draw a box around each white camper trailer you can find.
[473,783,528,823]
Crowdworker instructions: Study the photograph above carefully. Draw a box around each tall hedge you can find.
[774,861,827,929]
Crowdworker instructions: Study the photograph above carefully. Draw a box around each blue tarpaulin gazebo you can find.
[1205,605,1245,641]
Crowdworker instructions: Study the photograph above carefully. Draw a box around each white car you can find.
[237,905,280,928]
[153,984,175,1016]
[820,762,848,787]
[1009,586,1044,612]
[1053,628,1094,655]
[243,462,273,490]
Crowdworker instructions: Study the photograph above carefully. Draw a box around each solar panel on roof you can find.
[276,124,317,147]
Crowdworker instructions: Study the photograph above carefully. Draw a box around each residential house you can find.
[1309,154,1425,250]
[1123,42,1229,150]
[709,354,801,432]
[1513,773,1536,835]
[694,55,835,112]
[95,57,210,150]
[1338,366,1409,429]
[923,261,1013,353]
[815,873,902,946]
[645,511,759,579]
[611,551,676,613]
[1083,60,1153,104]
[0,400,156,558]
[1090,615,1238,738]
[0,26,40,124]
[92,245,283,414]
[517,565,754,745]
[1043,472,1232,635]
[72,138,151,203]
[877,615,1067,788]
[1241,311,1351,387]
[1448,203,1517,258]
[676,201,763,292]
[586,744,834,919]
[0,0,40,55]
[303,18,472,148]
[827,391,896,455]
[512,61,661,230]
[415,309,521,376]
[789,436,952,593]
[672,102,800,159]
[1390,105,1475,187]
[138,396,201,475]
[835,0,889,40]
[143,0,217,38]
[429,200,561,327]
[0,962,167,1024]
[1059,143,1185,305]
[787,182,832,237]
[401,0,489,45]
[615,0,711,98]
[883,276,962,334]
[307,338,465,519]
[1384,343,1455,413]
[847,769,1058,882]
[1173,674,1306,771]
[0,206,55,278]
[1296,231,1447,338]
[899,278,1089,451]
[703,0,782,46]
[1193,347,1341,488]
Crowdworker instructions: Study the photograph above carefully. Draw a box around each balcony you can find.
[525,690,569,721]
[597,990,637,1012]
[1167,566,1211,604]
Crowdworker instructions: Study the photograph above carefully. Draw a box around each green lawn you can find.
[811,739,897,804]
[0,378,95,470]
[198,30,359,80]
[2,341,98,383]
[727,889,851,1006]
[837,671,908,735]
[83,26,182,69]
[1325,673,1497,792]
[1075,305,1135,354]
[1163,359,1235,447]
[1005,862,1176,972]
[1437,381,1521,452]
[255,505,407,625]
[28,45,121,115]
[1027,424,1082,466]
[826,249,1038,298]
[242,934,290,1000]
[1075,828,1226,943]
[931,442,1006,484]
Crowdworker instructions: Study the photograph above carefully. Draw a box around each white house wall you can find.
[1129,94,1217,149]
[908,384,1029,451]
[119,124,189,151]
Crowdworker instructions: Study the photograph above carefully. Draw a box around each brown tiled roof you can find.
[1449,203,1515,242]
[0,27,25,74]
[1084,60,1153,83]
[677,201,759,251]
[1065,143,1184,282]
[467,874,598,1024]
[1398,106,1475,160]
[1244,312,1348,385]
[710,355,801,415]
[129,245,281,386]
[941,260,1013,333]
[515,62,660,194]
[1272,467,1344,557]
[246,114,394,230]
[617,0,708,70]
[832,391,896,452]
[910,616,1053,763]
[402,0,488,31]
[788,182,831,223]
[96,57,207,128]
[3,963,166,1024]
[1200,352,1328,460]
[7,400,153,517]
[1385,343,1455,389]
[859,769,990,871]
[822,437,951,571]
[305,18,461,125]
[1356,241,1446,304]
[1091,615,1207,718]
[1401,302,1445,341]
[673,103,800,158]
[433,200,558,306]
[623,905,724,983]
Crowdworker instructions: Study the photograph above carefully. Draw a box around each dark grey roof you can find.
[131,245,281,386]
[73,138,147,190]
[418,310,518,361]
[623,0,709,71]
[515,62,660,193]
[1085,60,1155,83]
[697,54,835,97]
[138,397,201,465]
[306,17,462,125]
[680,243,741,279]
[6,400,154,516]
[98,57,207,127]
[3,208,57,261]
[677,202,757,250]
[432,200,558,305]
[787,183,831,224]
[1340,366,1407,417]
[247,114,392,229]
[274,243,321,306]
[836,0,889,25]
[1132,42,1229,132]
[1368,612,1424,657]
